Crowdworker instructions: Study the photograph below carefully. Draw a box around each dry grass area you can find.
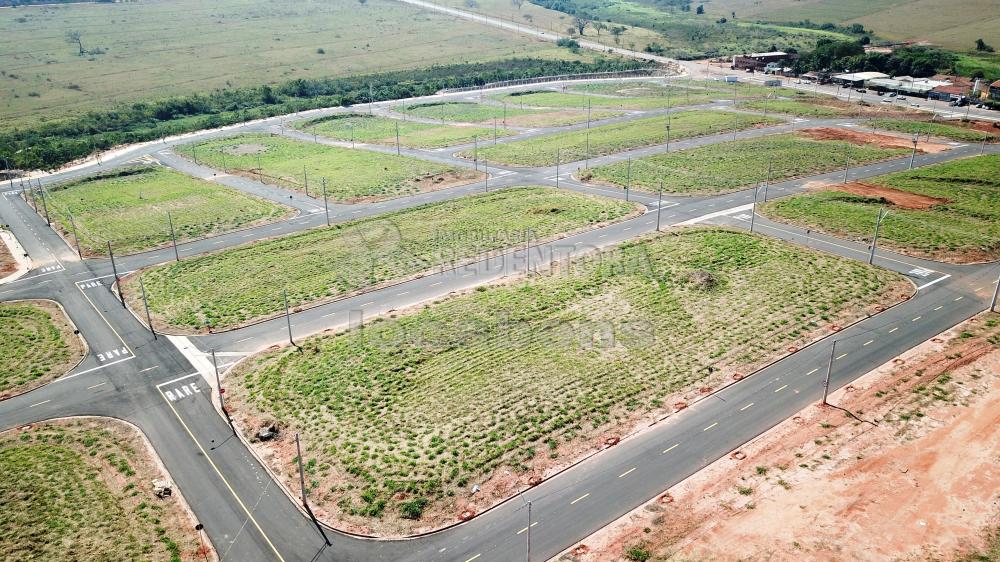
[565,313,1000,562]
[822,181,949,210]
[0,418,209,561]
[0,300,85,398]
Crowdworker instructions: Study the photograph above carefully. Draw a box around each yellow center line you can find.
[619,467,637,478]
[703,422,718,431]
[516,522,538,535]
[863,340,874,346]
[465,555,481,562]
[740,402,754,411]
[912,316,922,322]
[774,384,787,393]
[955,296,963,301]
[934,305,943,311]
[806,368,819,376]
[662,443,679,454]
[86,382,106,390]
[889,327,898,333]
[571,493,590,505]
[836,353,848,360]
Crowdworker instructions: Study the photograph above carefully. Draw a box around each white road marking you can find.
[87,382,106,390]
[662,444,679,454]
[29,400,51,408]
[618,467,637,478]
[571,493,590,505]
[703,422,718,431]
[740,402,754,411]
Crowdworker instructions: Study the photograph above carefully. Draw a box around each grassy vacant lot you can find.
[45,166,291,256]
[0,301,83,397]
[129,187,637,331]
[0,420,203,561]
[297,114,515,148]
[395,102,620,128]
[741,98,847,118]
[588,132,908,195]
[229,228,902,531]
[762,155,1000,262]
[465,111,783,167]
[176,134,480,202]
[0,0,587,130]
[871,119,1000,142]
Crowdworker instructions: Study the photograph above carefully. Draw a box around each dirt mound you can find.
[800,127,949,152]
[823,181,950,210]
[964,119,1000,134]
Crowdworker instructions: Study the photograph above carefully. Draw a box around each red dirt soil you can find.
[800,127,949,152]
[0,235,15,277]
[822,181,950,210]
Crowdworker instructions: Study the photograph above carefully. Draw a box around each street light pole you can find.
[908,134,919,170]
[484,160,489,192]
[107,241,126,308]
[843,153,851,183]
[526,500,532,562]
[321,178,330,226]
[869,208,888,265]
[68,209,83,259]
[283,289,294,346]
[625,157,631,202]
[656,179,664,232]
[990,271,1000,312]
[37,181,51,226]
[750,183,759,233]
[139,277,156,339]
[822,340,837,405]
[167,211,180,262]
[395,121,401,156]
[762,158,772,202]
[555,150,560,188]
[211,349,226,416]
[296,433,332,545]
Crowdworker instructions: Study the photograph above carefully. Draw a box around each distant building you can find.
[830,72,889,87]
[732,51,789,71]
[928,76,973,101]
[799,71,828,83]
[867,76,951,97]
[763,78,782,87]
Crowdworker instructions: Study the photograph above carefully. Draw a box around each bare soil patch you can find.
[964,119,1000,133]
[822,181,950,210]
[564,313,1000,562]
[222,143,269,156]
[0,232,15,278]
[801,127,950,152]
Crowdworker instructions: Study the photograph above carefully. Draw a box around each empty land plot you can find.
[761,155,1000,262]
[464,111,783,167]
[297,114,516,148]
[570,79,787,100]
[396,102,622,128]
[871,119,1000,142]
[44,166,292,256]
[176,134,481,202]
[228,228,903,534]
[0,232,15,278]
[0,301,84,397]
[587,132,908,195]
[492,90,682,111]
[128,187,638,331]
[0,419,204,561]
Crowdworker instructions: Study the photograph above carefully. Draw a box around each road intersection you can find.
[1,76,998,561]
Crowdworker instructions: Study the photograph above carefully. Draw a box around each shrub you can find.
[399,497,429,520]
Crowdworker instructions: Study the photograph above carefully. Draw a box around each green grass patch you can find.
[297,114,515,148]
[587,132,907,195]
[464,111,782,167]
[397,102,540,123]
[176,134,480,203]
[45,166,291,256]
[0,301,82,396]
[0,421,200,561]
[741,99,848,118]
[761,155,1000,262]
[129,187,638,331]
[229,228,901,528]
[871,119,999,142]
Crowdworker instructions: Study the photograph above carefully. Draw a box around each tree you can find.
[573,16,589,35]
[593,21,607,35]
[695,4,704,15]
[975,38,995,52]
[65,30,84,55]
[610,25,626,45]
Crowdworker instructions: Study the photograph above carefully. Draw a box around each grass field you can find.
[296,114,516,148]
[465,111,782,167]
[741,99,847,118]
[0,0,589,130]
[128,187,638,331]
[229,228,902,531]
[44,166,291,256]
[761,155,1000,262]
[493,89,697,111]
[175,134,480,202]
[587,132,908,195]
[0,301,83,397]
[0,420,203,561]
[871,119,1000,142]
[395,102,621,128]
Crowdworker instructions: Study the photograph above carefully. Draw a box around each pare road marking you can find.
[96,347,131,362]
[163,381,202,402]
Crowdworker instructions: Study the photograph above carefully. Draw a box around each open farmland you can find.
[176,134,481,202]
[587,132,908,195]
[44,166,291,256]
[871,119,1000,142]
[395,102,622,128]
[761,155,1000,262]
[464,111,783,167]
[297,114,516,149]
[0,0,589,130]
[128,187,638,331]
[0,301,84,397]
[0,420,203,561]
[228,228,904,533]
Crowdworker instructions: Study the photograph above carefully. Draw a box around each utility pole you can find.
[474,136,479,171]
[283,289,294,346]
[762,158,773,202]
[67,209,83,258]
[656,179,664,231]
[587,98,591,129]
[625,157,631,201]
[484,160,489,192]
[369,83,374,115]
[991,271,1000,312]
[822,340,837,406]
[665,113,671,153]
[192,144,198,165]
[982,137,988,156]
[139,277,156,339]
[257,153,263,182]
[868,208,888,265]
[38,181,51,226]
[302,167,309,197]
[321,178,330,226]
[732,112,739,142]
[211,349,228,419]
[908,134,919,170]
[395,121,401,155]
[494,118,498,144]
[555,150,560,188]
[750,183,759,233]
[296,433,332,545]
[107,241,125,308]
[167,212,180,262]
[526,500,532,562]
[585,130,590,169]
[843,153,851,183]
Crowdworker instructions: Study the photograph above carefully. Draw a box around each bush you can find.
[625,544,653,562]
[399,497,429,520]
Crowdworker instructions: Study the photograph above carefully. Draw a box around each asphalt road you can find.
[1,75,998,562]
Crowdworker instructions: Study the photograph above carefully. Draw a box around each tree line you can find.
[792,39,964,79]
[1,57,649,171]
